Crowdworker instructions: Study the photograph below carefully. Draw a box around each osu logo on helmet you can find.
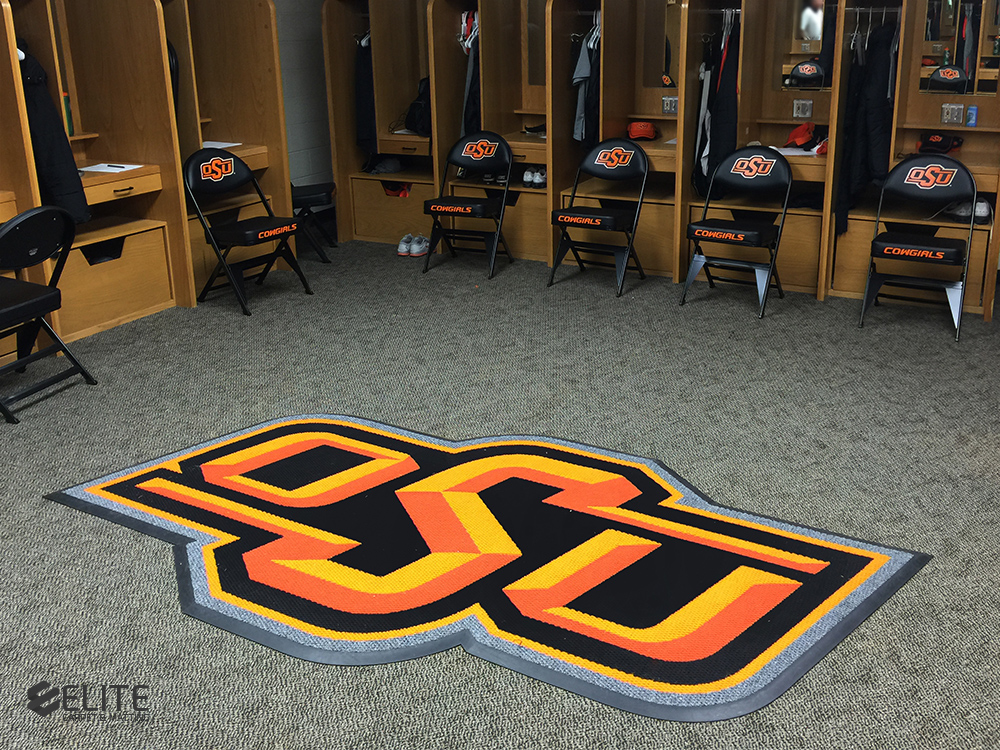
[930,135,943,142]
[201,157,234,182]
[462,140,498,160]
[939,67,961,80]
[904,164,957,189]
[595,147,634,169]
[60,416,920,720]
[797,63,818,75]
[731,156,776,179]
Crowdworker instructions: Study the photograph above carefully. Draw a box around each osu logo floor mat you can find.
[50,416,929,721]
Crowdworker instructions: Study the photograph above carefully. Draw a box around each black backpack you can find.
[405,77,432,138]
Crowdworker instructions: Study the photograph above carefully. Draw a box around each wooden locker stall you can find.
[9,0,194,343]
[163,0,293,291]
[828,0,998,321]
[558,0,690,281]
[323,0,436,245]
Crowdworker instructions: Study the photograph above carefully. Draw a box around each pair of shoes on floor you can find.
[398,234,430,257]
[523,166,546,189]
[481,173,508,186]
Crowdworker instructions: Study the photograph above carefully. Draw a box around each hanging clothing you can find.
[572,38,590,142]
[355,37,377,156]
[835,24,898,235]
[20,51,90,224]
[462,40,481,137]
[692,19,740,197]
[572,17,600,146]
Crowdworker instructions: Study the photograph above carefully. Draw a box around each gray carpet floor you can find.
[2,241,999,749]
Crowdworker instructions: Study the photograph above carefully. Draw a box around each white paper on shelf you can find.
[666,138,678,145]
[770,147,821,156]
[202,140,242,148]
[393,129,418,135]
[79,163,143,173]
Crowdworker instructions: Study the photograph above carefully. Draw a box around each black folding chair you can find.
[859,154,978,341]
[292,181,337,263]
[184,148,313,315]
[548,139,649,297]
[928,65,970,94]
[680,147,793,318]
[422,131,514,279]
[0,207,96,424]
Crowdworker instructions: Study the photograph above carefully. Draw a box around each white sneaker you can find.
[523,167,536,187]
[397,233,413,256]
[410,234,430,257]
[532,168,546,189]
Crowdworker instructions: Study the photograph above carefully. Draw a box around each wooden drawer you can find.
[508,142,547,166]
[452,187,550,263]
[351,177,435,243]
[188,201,274,292]
[57,227,174,341]
[686,207,821,294]
[832,219,990,313]
[0,198,17,223]
[84,172,163,205]
[563,196,675,278]
[378,134,431,157]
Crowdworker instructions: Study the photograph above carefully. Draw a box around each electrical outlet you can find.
[941,103,965,124]
[793,99,813,119]
[931,42,943,55]
[662,96,679,115]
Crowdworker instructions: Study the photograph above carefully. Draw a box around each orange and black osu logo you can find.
[54,417,925,720]
[939,67,961,80]
[201,157,234,182]
[904,164,957,189]
[595,148,634,169]
[731,156,776,179]
[930,135,943,143]
[797,63,818,76]
[462,140,498,160]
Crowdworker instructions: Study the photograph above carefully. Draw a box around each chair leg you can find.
[199,245,252,316]
[614,250,629,297]
[14,320,41,373]
[423,221,445,273]
[278,240,314,295]
[548,231,574,287]
[303,205,338,247]
[297,218,332,263]
[680,249,709,306]
[626,233,645,280]
[0,397,17,424]
[486,233,499,279]
[42,319,96,386]
[772,267,785,299]
[859,260,879,329]
[498,229,514,263]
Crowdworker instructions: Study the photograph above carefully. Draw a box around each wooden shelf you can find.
[73,216,167,248]
[628,113,677,121]
[186,192,265,221]
[68,131,99,142]
[350,168,435,184]
[567,177,675,204]
[513,108,545,115]
[450,177,546,194]
[77,162,163,205]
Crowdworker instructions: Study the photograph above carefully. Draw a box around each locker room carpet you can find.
[2,241,999,749]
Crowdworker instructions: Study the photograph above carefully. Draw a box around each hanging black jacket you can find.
[20,52,90,224]
[835,24,897,235]
[355,41,377,156]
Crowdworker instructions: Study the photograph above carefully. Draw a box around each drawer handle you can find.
[402,146,417,152]
[113,187,135,195]
[512,154,527,161]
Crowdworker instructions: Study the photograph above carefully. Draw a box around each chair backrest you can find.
[579,139,649,181]
[0,206,75,273]
[928,66,969,94]
[880,154,976,206]
[184,148,256,196]
[708,147,792,198]
[446,131,513,173]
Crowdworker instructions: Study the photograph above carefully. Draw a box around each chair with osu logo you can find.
[547,138,649,297]
[0,206,97,424]
[184,148,313,315]
[928,66,970,94]
[422,131,514,279]
[859,154,977,341]
[680,147,793,318]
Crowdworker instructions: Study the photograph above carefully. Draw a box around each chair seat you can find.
[0,276,60,332]
[209,216,298,247]
[292,182,336,208]
[871,231,966,264]
[424,196,501,219]
[552,206,635,231]
[688,218,779,248]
